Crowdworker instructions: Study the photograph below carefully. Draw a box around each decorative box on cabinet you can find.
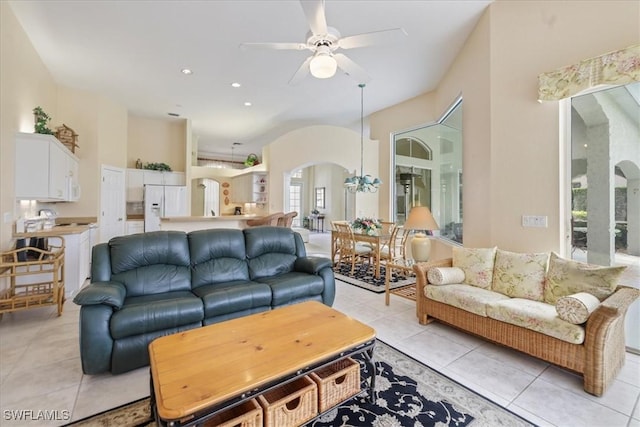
[15,132,80,202]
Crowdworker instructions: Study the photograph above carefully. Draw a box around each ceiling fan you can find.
[240,0,407,85]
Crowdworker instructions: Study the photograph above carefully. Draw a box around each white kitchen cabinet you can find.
[125,220,144,235]
[126,169,145,201]
[143,170,164,185]
[15,132,79,202]
[63,230,90,296]
[126,169,185,201]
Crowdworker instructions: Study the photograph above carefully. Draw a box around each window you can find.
[289,169,303,227]
[393,98,463,243]
[315,187,325,209]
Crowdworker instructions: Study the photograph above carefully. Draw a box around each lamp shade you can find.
[404,206,439,231]
[310,53,337,79]
[404,206,438,263]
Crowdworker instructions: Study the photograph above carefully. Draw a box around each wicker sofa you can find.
[413,251,639,397]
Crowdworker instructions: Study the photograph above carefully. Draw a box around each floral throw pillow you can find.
[452,247,497,289]
[544,252,626,305]
[556,292,601,324]
[491,250,549,301]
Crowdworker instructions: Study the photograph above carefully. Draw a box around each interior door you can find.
[100,165,125,243]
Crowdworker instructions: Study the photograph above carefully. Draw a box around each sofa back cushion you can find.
[544,252,626,304]
[491,250,549,301]
[244,227,302,280]
[109,231,192,297]
[452,247,497,289]
[188,229,250,289]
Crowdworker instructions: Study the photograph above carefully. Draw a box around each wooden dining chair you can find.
[333,222,373,275]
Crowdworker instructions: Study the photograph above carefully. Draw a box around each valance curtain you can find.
[538,44,640,101]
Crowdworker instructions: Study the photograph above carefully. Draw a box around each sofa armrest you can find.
[295,256,333,274]
[583,285,639,396]
[73,281,127,309]
[413,258,453,325]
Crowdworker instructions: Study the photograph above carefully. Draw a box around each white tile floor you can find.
[0,233,638,427]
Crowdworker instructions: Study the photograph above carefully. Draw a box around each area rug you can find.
[67,341,534,427]
[334,262,415,294]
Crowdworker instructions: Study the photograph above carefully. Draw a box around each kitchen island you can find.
[160,215,265,232]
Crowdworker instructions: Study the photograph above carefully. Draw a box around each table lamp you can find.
[403,206,439,262]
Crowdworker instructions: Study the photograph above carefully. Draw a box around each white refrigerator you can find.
[144,185,188,232]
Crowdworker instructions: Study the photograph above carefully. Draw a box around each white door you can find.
[100,166,125,243]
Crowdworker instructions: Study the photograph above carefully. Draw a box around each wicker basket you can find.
[202,399,262,427]
[310,358,361,412]
[258,376,317,427]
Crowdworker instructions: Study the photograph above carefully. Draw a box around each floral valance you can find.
[538,44,640,101]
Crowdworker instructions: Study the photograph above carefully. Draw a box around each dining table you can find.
[331,228,391,279]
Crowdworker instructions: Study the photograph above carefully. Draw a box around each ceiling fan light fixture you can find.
[309,53,337,79]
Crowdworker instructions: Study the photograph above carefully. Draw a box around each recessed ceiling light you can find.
[181,68,193,75]
[244,102,252,107]
[231,82,241,88]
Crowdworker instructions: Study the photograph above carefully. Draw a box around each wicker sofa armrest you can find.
[583,285,640,396]
[413,258,453,325]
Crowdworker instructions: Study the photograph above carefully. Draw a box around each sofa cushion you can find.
[544,252,626,304]
[109,231,192,297]
[486,298,585,344]
[491,250,548,301]
[188,229,251,289]
[192,280,272,318]
[245,227,300,280]
[110,291,203,339]
[425,284,510,317]
[556,292,601,324]
[427,267,465,285]
[452,247,497,289]
[257,272,325,306]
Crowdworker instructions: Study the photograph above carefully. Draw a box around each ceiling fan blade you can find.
[240,42,307,51]
[300,0,328,36]
[288,56,313,85]
[334,53,371,83]
[338,28,408,50]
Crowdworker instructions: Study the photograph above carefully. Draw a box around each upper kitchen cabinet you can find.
[125,169,185,202]
[15,132,80,202]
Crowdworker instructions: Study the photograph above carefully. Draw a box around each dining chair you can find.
[246,212,284,227]
[277,211,298,228]
[333,222,373,275]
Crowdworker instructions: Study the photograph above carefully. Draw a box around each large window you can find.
[393,98,463,243]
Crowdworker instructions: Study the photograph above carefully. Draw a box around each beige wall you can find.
[127,116,187,171]
[0,2,58,250]
[264,125,379,219]
[370,0,639,253]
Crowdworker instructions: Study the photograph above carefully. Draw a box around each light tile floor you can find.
[0,233,638,427]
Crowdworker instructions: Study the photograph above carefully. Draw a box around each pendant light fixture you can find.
[344,83,382,193]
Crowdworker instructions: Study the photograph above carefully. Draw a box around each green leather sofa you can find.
[73,226,335,375]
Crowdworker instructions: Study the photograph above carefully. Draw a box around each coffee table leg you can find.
[362,347,376,403]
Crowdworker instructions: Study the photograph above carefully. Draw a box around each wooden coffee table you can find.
[149,301,376,426]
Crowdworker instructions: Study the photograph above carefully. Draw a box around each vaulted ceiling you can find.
[8,0,492,158]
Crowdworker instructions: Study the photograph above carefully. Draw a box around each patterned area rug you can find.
[67,341,534,427]
[334,262,415,294]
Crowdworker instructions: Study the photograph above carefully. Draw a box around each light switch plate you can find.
[3,212,11,224]
[522,215,548,228]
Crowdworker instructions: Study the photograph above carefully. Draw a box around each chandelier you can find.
[344,83,382,193]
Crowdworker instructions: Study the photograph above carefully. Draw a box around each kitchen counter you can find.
[14,223,95,238]
[160,215,265,232]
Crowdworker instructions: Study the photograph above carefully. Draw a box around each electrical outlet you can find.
[522,215,548,228]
